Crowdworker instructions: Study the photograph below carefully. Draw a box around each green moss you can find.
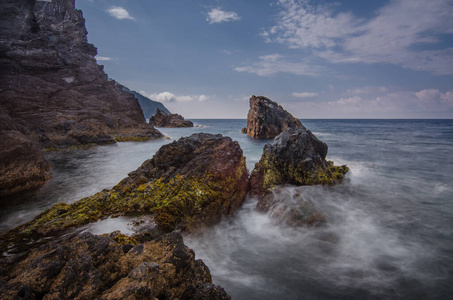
[15,156,248,235]
[113,136,152,142]
[42,143,101,152]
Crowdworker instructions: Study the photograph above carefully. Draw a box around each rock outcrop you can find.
[150,108,194,128]
[0,231,231,299]
[250,127,348,226]
[0,0,162,195]
[122,86,171,120]
[244,95,303,139]
[0,133,248,250]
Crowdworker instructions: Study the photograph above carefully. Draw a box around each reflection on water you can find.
[1,119,453,299]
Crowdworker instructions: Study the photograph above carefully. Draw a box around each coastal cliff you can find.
[0,0,162,195]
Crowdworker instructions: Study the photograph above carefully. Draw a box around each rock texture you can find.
[150,108,194,128]
[244,95,303,139]
[0,0,162,195]
[0,133,248,250]
[250,127,348,226]
[0,231,231,299]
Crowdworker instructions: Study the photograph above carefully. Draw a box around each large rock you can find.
[0,133,248,248]
[250,127,348,226]
[150,108,194,128]
[244,95,303,139]
[0,231,231,299]
[0,0,162,195]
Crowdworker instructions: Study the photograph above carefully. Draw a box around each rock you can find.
[245,95,304,139]
[122,86,171,120]
[0,231,231,299]
[150,108,194,127]
[0,133,248,247]
[250,127,349,197]
[257,186,327,227]
[0,0,163,195]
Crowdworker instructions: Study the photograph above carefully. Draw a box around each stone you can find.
[149,108,194,128]
[0,133,249,249]
[244,95,304,139]
[250,127,349,197]
[0,0,163,195]
[0,231,231,299]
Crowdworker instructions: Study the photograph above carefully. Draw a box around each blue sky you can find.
[76,0,453,118]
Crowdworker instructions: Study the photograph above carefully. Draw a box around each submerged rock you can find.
[0,231,231,299]
[250,127,349,197]
[150,108,194,128]
[257,186,327,227]
[0,0,162,195]
[0,133,248,247]
[244,95,304,139]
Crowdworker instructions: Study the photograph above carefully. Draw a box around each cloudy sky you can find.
[76,0,453,118]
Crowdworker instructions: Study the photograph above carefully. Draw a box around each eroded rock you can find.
[0,231,231,299]
[244,95,304,139]
[0,133,248,248]
[150,108,194,128]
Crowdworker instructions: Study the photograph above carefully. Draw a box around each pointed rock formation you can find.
[244,95,303,139]
[149,108,194,128]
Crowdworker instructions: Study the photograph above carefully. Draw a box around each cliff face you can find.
[0,0,162,195]
[245,95,304,139]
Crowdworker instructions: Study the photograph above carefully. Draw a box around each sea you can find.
[1,119,452,299]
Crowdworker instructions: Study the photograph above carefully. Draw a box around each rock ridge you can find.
[150,108,194,128]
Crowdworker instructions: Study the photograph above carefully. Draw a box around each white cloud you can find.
[345,86,388,96]
[95,56,112,61]
[206,8,240,24]
[292,92,319,98]
[107,6,135,20]
[283,89,453,118]
[234,54,322,76]
[264,0,453,74]
[142,91,210,103]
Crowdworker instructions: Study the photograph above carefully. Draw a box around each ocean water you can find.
[1,119,452,299]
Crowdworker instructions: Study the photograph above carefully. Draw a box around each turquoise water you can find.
[1,119,452,299]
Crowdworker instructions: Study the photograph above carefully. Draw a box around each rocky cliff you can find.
[0,0,162,195]
[150,108,194,128]
[244,95,304,139]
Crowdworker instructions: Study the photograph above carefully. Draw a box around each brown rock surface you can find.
[149,108,194,128]
[0,0,162,195]
[245,95,304,139]
[0,231,231,299]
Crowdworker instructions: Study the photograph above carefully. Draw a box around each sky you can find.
[75,0,453,119]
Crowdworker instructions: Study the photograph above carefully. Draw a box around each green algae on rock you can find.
[250,127,349,196]
[1,133,248,247]
[250,127,348,227]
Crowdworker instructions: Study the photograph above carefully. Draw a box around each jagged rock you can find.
[150,108,194,128]
[0,231,231,299]
[0,0,162,195]
[0,133,249,249]
[244,95,304,139]
[250,127,349,196]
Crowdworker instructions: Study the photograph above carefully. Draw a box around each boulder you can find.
[0,231,231,299]
[0,0,163,194]
[150,108,194,128]
[245,95,304,139]
[250,127,348,226]
[0,133,248,248]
